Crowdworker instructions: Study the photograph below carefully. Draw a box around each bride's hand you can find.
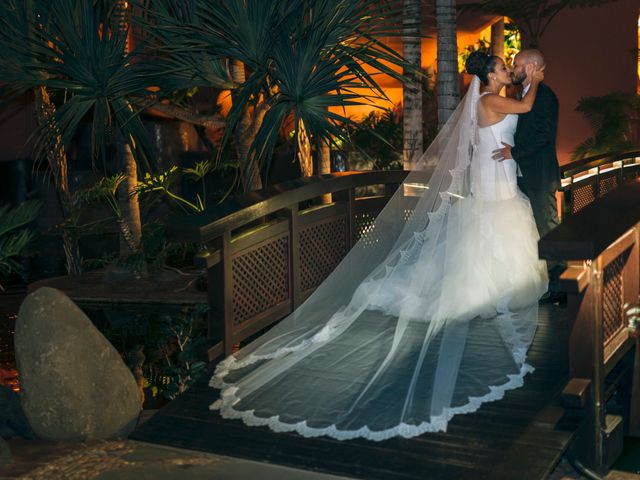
[532,67,544,83]
[525,63,544,83]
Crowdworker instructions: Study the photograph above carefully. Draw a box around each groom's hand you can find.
[492,142,513,161]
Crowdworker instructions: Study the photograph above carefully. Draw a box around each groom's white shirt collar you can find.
[522,83,531,97]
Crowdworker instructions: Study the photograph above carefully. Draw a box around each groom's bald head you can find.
[511,49,545,86]
[517,49,545,69]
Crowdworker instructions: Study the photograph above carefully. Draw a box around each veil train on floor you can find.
[210,76,547,441]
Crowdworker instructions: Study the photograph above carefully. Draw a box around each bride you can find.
[210,51,548,441]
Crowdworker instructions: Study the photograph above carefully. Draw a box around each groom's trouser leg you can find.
[525,188,564,282]
[527,189,559,239]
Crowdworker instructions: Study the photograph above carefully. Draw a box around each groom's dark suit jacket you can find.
[512,83,561,193]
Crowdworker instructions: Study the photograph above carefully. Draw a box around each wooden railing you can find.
[171,150,640,363]
[173,151,640,472]
[559,150,640,219]
[170,170,433,360]
[540,178,640,474]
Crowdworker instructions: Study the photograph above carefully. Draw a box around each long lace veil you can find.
[211,76,543,440]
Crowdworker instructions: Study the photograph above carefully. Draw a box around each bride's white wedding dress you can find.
[210,78,548,441]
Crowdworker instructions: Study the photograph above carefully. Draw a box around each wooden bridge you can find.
[131,151,640,479]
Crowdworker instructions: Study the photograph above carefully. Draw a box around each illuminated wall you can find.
[538,0,640,164]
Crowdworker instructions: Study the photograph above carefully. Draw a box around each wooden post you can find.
[221,231,234,356]
[564,262,598,470]
[289,205,301,310]
[592,257,606,474]
[560,188,571,221]
[334,188,355,249]
[631,337,640,436]
[631,224,640,436]
[490,18,505,60]
[204,237,226,361]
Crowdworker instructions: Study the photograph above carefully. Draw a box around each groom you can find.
[493,49,563,281]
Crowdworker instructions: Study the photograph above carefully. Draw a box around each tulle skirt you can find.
[366,190,548,322]
[211,189,548,441]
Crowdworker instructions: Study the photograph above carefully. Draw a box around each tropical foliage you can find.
[458,38,491,73]
[572,92,640,159]
[0,201,40,290]
[140,0,419,189]
[0,0,170,170]
[99,304,208,402]
[346,110,404,171]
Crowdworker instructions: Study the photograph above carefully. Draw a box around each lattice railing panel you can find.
[404,208,415,222]
[232,235,290,325]
[353,211,384,247]
[571,183,596,214]
[599,175,619,197]
[602,253,626,345]
[300,217,348,292]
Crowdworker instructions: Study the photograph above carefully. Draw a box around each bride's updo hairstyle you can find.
[465,51,499,85]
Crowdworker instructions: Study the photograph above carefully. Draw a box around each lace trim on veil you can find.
[210,309,534,441]
[209,76,541,441]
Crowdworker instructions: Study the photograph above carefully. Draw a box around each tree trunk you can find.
[436,0,459,128]
[231,60,263,193]
[403,0,423,169]
[118,141,142,256]
[34,86,82,275]
[115,0,142,258]
[490,18,505,59]
[316,135,332,204]
[297,119,313,178]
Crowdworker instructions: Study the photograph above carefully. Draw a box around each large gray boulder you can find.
[15,287,141,441]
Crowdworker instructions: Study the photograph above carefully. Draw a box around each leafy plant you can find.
[136,160,218,213]
[155,304,208,400]
[504,22,521,66]
[345,110,404,171]
[0,0,176,170]
[0,201,40,290]
[572,92,640,160]
[139,0,422,190]
[98,304,209,402]
[458,38,491,74]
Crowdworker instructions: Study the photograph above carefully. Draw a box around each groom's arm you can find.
[511,87,559,163]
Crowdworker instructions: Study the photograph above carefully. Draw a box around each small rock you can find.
[0,386,34,439]
[15,287,141,441]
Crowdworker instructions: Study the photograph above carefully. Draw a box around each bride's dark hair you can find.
[465,51,499,85]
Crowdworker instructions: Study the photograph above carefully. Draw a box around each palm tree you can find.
[403,0,423,169]
[436,0,459,127]
[0,0,176,265]
[572,93,640,159]
[114,0,142,255]
[463,0,615,48]
[142,0,419,190]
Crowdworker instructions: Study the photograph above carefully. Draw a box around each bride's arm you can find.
[482,67,544,115]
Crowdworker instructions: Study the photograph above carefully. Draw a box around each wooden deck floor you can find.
[131,304,576,480]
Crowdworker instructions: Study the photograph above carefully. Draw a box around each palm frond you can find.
[140,0,422,177]
[572,92,638,159]
[0,201,41,239]
[0,201,40,282]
